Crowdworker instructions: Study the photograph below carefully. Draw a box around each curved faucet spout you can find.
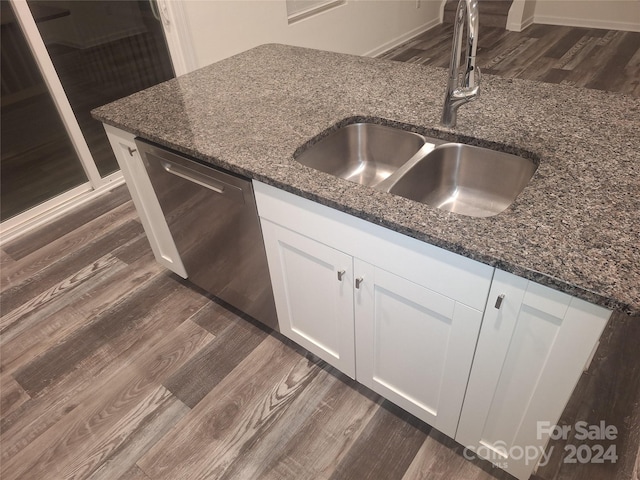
[441,0,481,128]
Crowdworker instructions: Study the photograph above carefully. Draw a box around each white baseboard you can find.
[534,15,640,32]
[363,17,441,58]
[507,14,535,32]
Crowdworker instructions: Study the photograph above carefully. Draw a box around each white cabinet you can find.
[354,259,483,437]
[260,220,356,377]
[456,269,611,480]
[255,180,493,436]
[103,124,186,277]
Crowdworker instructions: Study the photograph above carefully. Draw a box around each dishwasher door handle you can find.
[161,161,245,204]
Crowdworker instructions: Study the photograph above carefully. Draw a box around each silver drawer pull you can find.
[337,270,346,281]
[495,294,505,309]
[355,277,364,289]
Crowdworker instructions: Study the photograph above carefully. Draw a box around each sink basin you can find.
[295,123,426,187]
[386,143,537,217]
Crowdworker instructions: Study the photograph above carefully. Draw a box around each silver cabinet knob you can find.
[495,294,505,309]
[355,277,364,289]
[337,270,346,281]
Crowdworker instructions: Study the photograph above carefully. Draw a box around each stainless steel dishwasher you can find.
[135,138,278,330]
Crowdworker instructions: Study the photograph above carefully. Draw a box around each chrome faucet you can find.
[441,0,481,128]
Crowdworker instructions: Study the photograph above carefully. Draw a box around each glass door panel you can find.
[1,3,88,221]
[28,0,175,177]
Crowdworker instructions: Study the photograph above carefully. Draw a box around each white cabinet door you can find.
[260,219,356,378]
[354,259,482,438]
[104,124,186,277]
[456,269,611,480]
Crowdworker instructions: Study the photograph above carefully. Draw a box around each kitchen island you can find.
[93,43,640,480]
[92,43,639,317]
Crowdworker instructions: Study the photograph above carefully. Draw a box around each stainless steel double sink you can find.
[295,123,537,218]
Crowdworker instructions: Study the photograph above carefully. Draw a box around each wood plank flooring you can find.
[379,23,640,97]
[2,23,640,480]
[0,186,513,480]
[3,194,638,480]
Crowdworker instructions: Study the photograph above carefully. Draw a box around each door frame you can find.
[0,0,195,244]
[156,0,198,76]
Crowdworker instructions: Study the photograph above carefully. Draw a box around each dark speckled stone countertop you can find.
[92,44,640,316]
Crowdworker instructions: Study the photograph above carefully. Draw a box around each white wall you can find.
[533,0,640,32]
[180,0,442,68]
[176,0,640,73]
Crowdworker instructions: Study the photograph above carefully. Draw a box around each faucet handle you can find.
[474,66,481,88]
[454,66,480,98]
[467,66,481,99]
[466,65,481,89]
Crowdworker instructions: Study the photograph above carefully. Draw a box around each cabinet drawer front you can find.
[261,219,356,378]
[355,261,482,437]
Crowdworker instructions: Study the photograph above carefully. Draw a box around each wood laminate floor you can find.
[0,185,514,479]
[2,192,638,480]
[2,23,640,480]
[380,23,640,97]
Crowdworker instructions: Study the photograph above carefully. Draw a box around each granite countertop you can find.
[92,44,640,316]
